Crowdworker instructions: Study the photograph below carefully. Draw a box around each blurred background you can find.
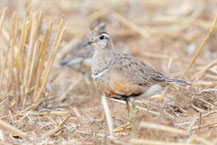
[0,0,217,144]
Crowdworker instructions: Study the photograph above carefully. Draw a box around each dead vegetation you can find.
[0,0,217,144]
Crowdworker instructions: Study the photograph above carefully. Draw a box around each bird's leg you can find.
[113,100,136,135]
[129,100,136,138]
[126,100,130,114]
[113,100,131,133]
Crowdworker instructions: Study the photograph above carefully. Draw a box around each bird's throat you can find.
[91,48,114,75]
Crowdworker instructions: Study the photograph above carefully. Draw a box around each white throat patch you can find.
[92,67,109,80]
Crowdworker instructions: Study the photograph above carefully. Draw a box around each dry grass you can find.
[0,0,217,144]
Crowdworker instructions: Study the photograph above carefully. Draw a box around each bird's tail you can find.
[165,77,191,85]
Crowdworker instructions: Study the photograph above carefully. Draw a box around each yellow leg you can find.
[129,101,136,138]
[113,101,136,135]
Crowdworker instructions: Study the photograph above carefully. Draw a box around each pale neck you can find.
[91,45,116,74]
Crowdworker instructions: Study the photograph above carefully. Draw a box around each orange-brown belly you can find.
[94,76,143,100]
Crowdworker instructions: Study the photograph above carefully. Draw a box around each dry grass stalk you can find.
[0,3,66,111]
[89,5,111,22]
[0,8,7,34]
[17,111,69,117]
[206,74,217,80]
[153,15,217,30]
[191,122,217,130]
[195,110,217,121]
[73,107,83,124]
[0,39,10,93]
[142,25,195,43]
[140,122,188,135]
[44,114,70,137]
[140,122,214,145]
[26,0,31,17]
[0,8,8,92]
[113,121,131,133]
[7,13,17,95]
[131,138,195,145]
[23,13,38,94]
[190,103,205,112]
[181,110,217,130]
[0,120,29,139]
[101,95,114,137]
[141,52,201,64]
[181,13,217,78]
[191,59,217,81]
[193,136,215,145]
[112,12,150,38]
[32,20,66,109]
[65,141,94,145]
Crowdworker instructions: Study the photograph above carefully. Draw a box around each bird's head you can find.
[84,31,112,50]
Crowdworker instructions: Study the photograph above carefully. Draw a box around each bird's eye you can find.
[99,35,105,40]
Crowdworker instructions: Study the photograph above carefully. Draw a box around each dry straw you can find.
[101,95,114,137]
[43,114,71,137]
[0,3,66,110]
[112,12,150,38]
[0,120,29,139]
[181,13,217,78]
[135,122,215,145]
[0,2,66,139]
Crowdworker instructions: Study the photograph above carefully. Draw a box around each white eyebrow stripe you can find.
[101,33,109,38]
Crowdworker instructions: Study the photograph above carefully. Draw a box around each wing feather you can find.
[112,53,167,85]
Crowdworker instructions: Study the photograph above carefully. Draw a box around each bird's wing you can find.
[112,53,167,86]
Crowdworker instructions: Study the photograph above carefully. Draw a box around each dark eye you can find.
[99,35,105,40]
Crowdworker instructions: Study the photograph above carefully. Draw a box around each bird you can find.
[58,19,106,84]
[83,30,191,134]
[84,30,190,103]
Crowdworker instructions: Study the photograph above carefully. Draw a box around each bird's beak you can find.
[83,41,93,47]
